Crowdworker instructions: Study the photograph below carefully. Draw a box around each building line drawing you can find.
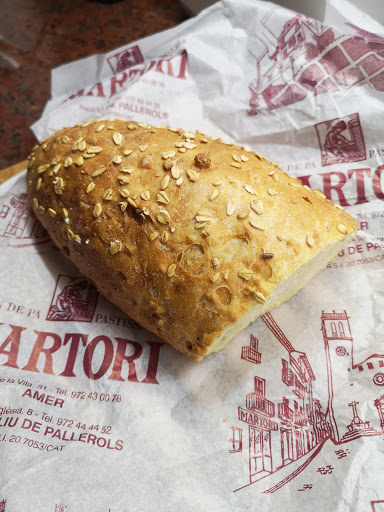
[248,11,384,116]
[230,310,384,494]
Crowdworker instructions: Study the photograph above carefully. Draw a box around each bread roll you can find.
[27,119,357,360]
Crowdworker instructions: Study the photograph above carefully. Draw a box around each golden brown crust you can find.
[27,119,358,360]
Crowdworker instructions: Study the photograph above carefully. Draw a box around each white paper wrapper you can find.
[1,1,384,510]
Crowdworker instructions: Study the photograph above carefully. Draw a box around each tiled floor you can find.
[0,0,187,169]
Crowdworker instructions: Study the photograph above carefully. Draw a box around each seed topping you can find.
[167,264,176,277]
[113,132,123,145]
[93,203,102,218]
[92,166,107,177]
[109,240,123,255]
[337,224,348,235]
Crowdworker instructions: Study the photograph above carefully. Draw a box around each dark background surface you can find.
[0,0,188,170]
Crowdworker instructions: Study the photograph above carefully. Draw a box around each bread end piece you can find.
[26,119,358,360]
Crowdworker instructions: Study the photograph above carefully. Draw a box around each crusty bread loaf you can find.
[27,119,358,360]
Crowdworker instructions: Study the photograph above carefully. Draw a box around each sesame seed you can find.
[223,141,233,146]
[63,208,68,218]
[335,204,344,210]
[254,291,267,304]
[87,146,103,154]
[64,157,73,168]
[227,203,236,216]
[127,198,138,209]
[238,271,253,280]
[250,199,263,215]
[195,222,208,230]
[119,202,127,211]
[267,188,278,196]
[51,156,61,165]
[212,181,222,186]
[73,235,81,244]
[268,170,275,176]
[113,132,123,145]
[273,173,279,182]
[160,231,169,243]
[93,203,102,218]
[139,145,148,152]
[119,188,130,198]
[175,142,184,148]
[96,124,105,132]
[210,273,220,283]
[184,142,196,150]
[121,168,133,174]
[213,258,220,269]
[288,181,301,188]
[182,131,195,139]
[113,155,123,164]
[232,154,241,163]
[74,156,84,167]
[54,177,64,195]
[67,228,74,240]
[262,252,274,259]
[306,234,315,247]
[28,156,35,169]
[157,191,170,204]
[103,189,113,201]
[178,148,186,153]
[92,166,107,177]
[209,189,220,201]
[171,166,181,179]
[38,205,45,214]
[176,177,183,186]
[52,163,62,174]
[223,270,229,280]
[37,164,50,174]
[83,153,96,159]
[196,215,211,223]
[124,149,133,156]
[127,124,136,130]
[337,224,348,235]
[138,122,148,128]
[200,138,208,143]
[62,136,70,143]
[150,231,159,241]
[240,155,249,162]
[157,210,171,225]
[187,169,199,182]
[48,208,57,217]
[86,182,95,193]
[140,190,150,201]
[245,185,257,195]
[36,178,42,191]
[231,162,241,169]
[32,197,38,211]
[78,140,86,151]
[249,219,265,230]
[162,151,176,159]
[161,175,170,190]
[109,240,123,255]
[303,185,311,191]
[167,264,176,277]
[242,146,252,152]
[211,136,220,141]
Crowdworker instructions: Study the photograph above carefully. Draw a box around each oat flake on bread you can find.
[27,119,358,360]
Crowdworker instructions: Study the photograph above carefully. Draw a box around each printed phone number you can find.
[70,391,121,402]
[0,433,63,451]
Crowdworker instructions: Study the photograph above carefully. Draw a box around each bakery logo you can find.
[0,193,49,247]
[0,499,6,512]
[107,45,144,74]
[54,505,66,512]
[248,11,384,115]
[315,113,366,166]
[46,275,98,322]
